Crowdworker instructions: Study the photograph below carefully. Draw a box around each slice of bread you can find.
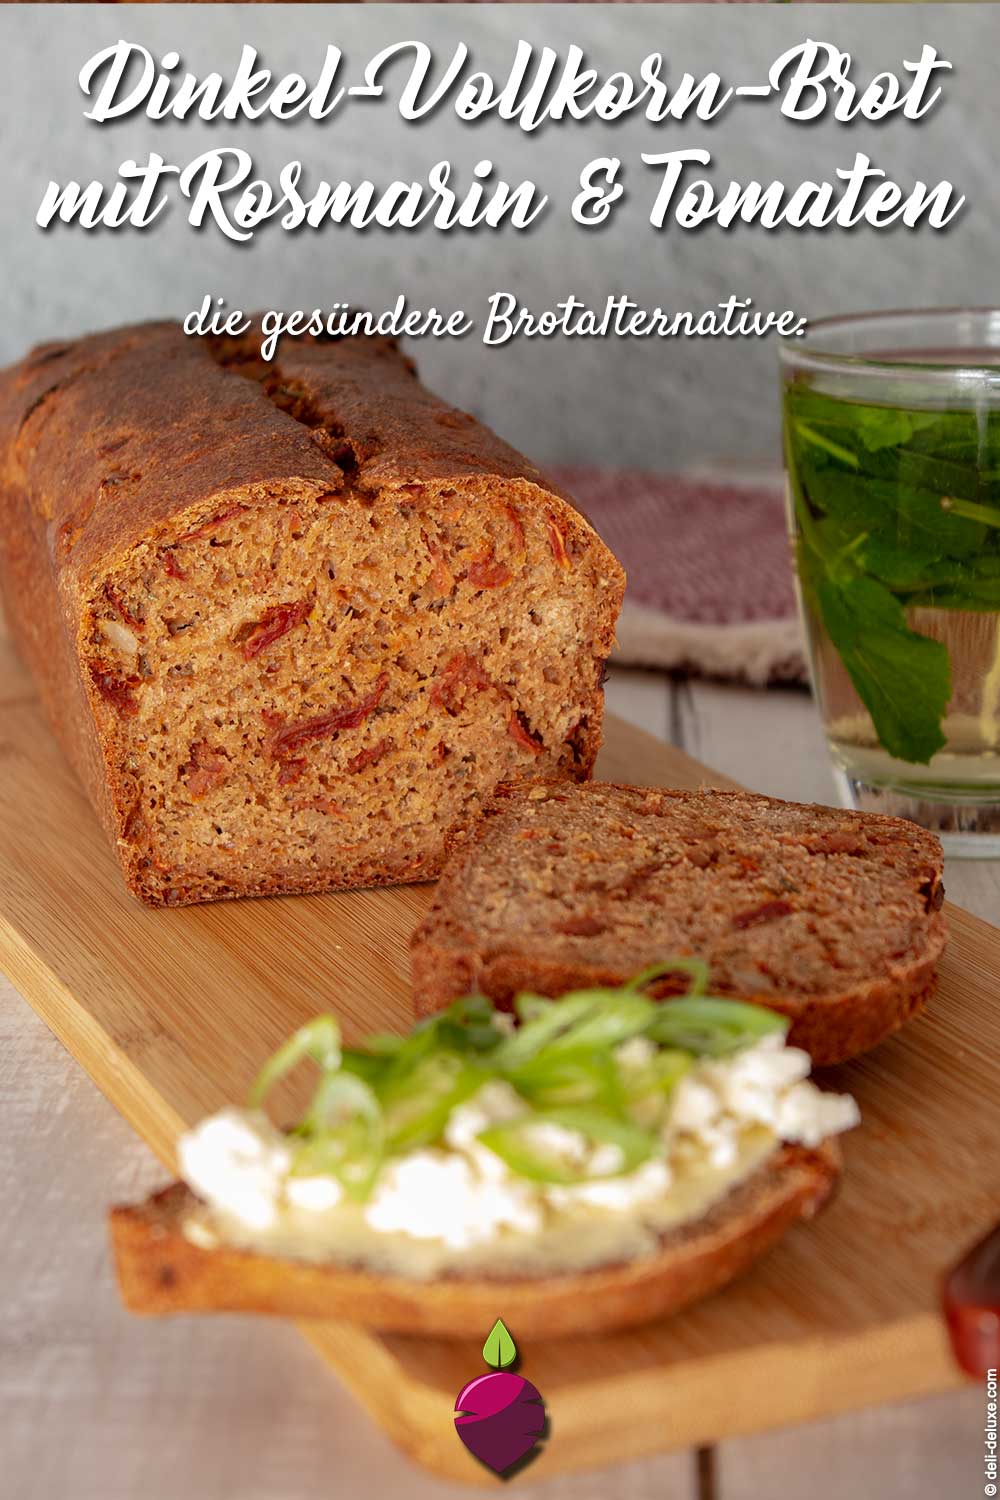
[410,781,947,1066]
[109,1142,839,1338]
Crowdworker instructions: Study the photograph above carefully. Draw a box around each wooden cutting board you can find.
[0,630,995,1484]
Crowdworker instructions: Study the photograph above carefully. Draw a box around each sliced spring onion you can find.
[290,1128,383,1201]
[244,961,791,1200]
[380,1052,486,1153]
[646,997,788,1056]
[506,1047,623,1110]
[625,958,710,996]
[647,1048,693,1093]
[514,993,552,1024]
[619,1048,693,1129]
[248,1016,342,1110]
[339,1049,395,1087]
[494,989,658,1068]
[290,1098,386,1212]
[299,1068,379,1137]
[353,1034,408,1057]
[290,1073,384,1201]
[371,995,503,1084]
[248,1022,384,1201]
[494,991,606,1066]
[542,992,658,1054]
[425,994,506,1055]
[477,1106,656,1185]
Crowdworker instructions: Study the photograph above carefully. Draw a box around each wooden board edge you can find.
[0,908,183,1172]
[0,678,989,1482]
[300,1310,968,1482]
[939,898,1000,952]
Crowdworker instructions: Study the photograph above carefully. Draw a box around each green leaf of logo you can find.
[483,1318,517,1370]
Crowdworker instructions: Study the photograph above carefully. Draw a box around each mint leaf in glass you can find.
[784,383,999,764]
[816,574,951,764]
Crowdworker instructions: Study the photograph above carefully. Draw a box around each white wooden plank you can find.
[716,1387,985,1500]
[604,666,672,744]
[679,680,836,806]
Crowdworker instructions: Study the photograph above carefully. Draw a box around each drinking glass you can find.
[780,309,1000,854]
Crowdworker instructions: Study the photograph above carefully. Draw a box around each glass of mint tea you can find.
[780,309,1000,854]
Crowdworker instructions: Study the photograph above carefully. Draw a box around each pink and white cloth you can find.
[552,467,807,686]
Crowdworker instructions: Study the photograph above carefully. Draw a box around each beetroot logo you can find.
[454,1320,546,1477]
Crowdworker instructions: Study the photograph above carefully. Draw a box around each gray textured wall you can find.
[0,4,996,470]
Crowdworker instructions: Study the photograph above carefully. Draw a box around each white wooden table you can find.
[1,669,991,1500]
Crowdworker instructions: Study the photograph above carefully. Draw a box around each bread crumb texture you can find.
[411,782,948,1064]
[0,325,624,904]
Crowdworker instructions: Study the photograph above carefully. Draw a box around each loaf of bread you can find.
[0,325,624,905]
[410,781,948,1065]
[109,1141,839,1338]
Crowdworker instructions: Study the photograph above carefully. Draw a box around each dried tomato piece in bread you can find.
[0,325,623,905]
[410,782,947,1065]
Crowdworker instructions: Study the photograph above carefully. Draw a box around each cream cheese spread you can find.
[179,1036,858,1278]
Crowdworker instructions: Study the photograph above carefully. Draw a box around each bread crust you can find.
[410,781,948,1066]
[0,326,623,905]
[109,1142,840,1339]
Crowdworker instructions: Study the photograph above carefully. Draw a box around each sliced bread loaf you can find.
[410,782,948,1065]
[0,326,623,905]
[109,1142,839,1338]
